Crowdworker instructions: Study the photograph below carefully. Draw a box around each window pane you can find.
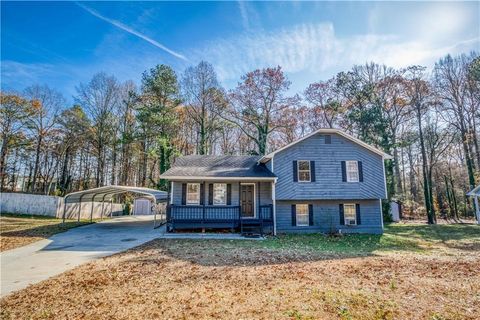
[344,204,356,225]
[296,204,309,226]
[298,161,310,170]
[299,171,310,182]
[347,161,359,182]
[186,183,200,204]
[213,183,226,205]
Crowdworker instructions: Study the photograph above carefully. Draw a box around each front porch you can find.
[166,204,274,234]
[166,180,276,235]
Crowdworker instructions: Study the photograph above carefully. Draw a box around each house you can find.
[160,128,392,234]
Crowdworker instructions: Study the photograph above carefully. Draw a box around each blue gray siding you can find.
[276,199,383,234]
[272,133,386,200]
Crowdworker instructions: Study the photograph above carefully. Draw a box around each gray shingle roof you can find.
[160,155,276,179]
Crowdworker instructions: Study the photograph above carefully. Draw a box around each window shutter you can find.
[325,135,331,144]
[181,183,186,205]
[291,204,296,226]
[200,183,205,205]
[226,184,232,205]
[208,184,213,205]
[358,161,363,182]
[308,204,314,226]
[356,203,361,225]
[339,204,345,225]
[310,161,316,182]
[293,161,298,182]
[341,161,347,182]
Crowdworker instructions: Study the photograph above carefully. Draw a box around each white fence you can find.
[0,192,124,219]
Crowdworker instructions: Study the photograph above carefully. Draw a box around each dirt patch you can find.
[1,238,479,320]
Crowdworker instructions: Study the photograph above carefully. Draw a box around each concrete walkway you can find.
[0,216,162,297]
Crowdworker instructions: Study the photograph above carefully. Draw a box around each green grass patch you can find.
[229,223,480,257]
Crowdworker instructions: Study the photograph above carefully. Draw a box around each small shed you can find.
[133,197,152,215]
[467,185,480,224]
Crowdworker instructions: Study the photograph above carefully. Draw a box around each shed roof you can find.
[159,155,276,180]
[64,186,168,204]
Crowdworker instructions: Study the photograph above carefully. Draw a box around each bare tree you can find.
[225,66,299,155]
[76,72,120,187]
[24,85,64,192]
[181,61,225,155]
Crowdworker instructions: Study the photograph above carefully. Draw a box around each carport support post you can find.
[90,200,94,222]
[62,198,67,224]
[110,199,113,218]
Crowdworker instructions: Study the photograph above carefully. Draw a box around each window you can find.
[344,204,357,225]
[346,161,359,182]
[298,160,311,182]
[213,183,227,205]
[186,183,200,205]
[296,204,309,226]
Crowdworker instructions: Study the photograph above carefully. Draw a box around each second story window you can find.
[346,161,359,182]
[298,160,311,182]
[186,183,200,205]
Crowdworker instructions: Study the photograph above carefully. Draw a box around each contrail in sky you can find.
[76,2,188,61]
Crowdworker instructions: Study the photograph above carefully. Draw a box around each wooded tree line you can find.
[1,52,478,222]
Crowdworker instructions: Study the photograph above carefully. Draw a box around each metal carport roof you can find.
[62,185,168,227]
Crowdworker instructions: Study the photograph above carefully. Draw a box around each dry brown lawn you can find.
[0,214,91,252]
[1,224,479,320]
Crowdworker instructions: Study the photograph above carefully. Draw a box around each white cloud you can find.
[194,22,479,83]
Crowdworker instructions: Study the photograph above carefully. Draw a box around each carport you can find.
[62,186,168,228]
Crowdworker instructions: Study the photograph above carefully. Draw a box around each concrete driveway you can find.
[0,216,163,297]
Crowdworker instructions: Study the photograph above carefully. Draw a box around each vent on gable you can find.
[324,135,332,144]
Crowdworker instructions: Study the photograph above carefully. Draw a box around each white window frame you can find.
[213,183,227,205]
[344,203,357,225]
[346,160,359,182]
[297,160,311,182]
[296,204,309,227]
[186,183,200,205]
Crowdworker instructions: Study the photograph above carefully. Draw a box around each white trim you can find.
[346,160,359,182]
[160,176,277,182]
[259,128,393,162]
[297,160,311,183]
[272,180,277,235]
[170,181,174,204]
[382,158,388,199]
[379,199,384,230]
[186,183,201,205]
[343,203,357,225]
[240,182,256,218]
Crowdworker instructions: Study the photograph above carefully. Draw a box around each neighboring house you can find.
[160,129,392,234]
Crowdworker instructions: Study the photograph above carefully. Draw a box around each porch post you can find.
[202,181,206,233]
[272,180,277,235]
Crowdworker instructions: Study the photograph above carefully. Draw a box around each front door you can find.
[240,184,255,218]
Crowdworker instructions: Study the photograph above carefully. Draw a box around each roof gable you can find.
[260,129,393,162]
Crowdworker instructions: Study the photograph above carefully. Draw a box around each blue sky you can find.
[2,1,479,102]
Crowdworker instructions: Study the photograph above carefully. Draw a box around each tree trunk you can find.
[393,145,403,195]
[0,131,9,192]
[30,135,43,193]
[416,103,435,224]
